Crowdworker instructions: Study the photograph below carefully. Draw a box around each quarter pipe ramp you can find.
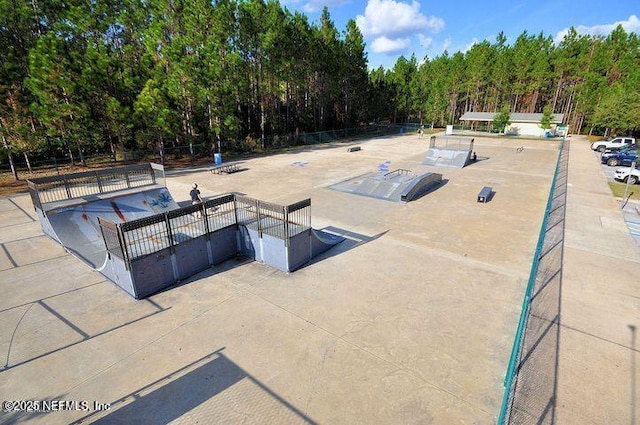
[422,135,474,168]
[44,187,179,268]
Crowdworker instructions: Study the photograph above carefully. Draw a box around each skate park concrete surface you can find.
[0,133,637,424]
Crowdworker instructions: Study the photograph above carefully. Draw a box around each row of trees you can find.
[1,0,370,175]
[1,0,639,178]
[372,28,640,136]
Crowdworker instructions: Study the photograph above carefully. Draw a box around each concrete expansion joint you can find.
[8,197,37,222]
[1,234,48,244]
[63,293,237,395]
[1,243,18,268]
[560,322,640,353]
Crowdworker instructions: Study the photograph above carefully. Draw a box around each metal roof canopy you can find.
[459,112,564,123]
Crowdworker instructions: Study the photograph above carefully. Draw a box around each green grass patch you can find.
[608,181,640,201]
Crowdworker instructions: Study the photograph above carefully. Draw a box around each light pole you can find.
[621,160,635,210]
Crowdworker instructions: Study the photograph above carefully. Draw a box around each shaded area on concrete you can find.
[300,226,388,268]
[72,349,316,425]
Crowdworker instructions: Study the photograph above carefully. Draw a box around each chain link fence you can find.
[2,124,427,177]
[498,138,569,424]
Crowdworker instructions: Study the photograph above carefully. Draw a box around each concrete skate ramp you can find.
[311,229,345,257]
[44,187,179,268]
[422,148,471,168]
[330,170,442,202]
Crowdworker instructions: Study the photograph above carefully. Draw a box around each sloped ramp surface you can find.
[400,172,443,201]
[329,171,414,202]
[44,187,179,268]
[311,229,345,257]
[422,148,471,168]
[330,170,442,202]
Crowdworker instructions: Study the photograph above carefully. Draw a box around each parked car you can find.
[591,136,636,152]
[614,166,640,185]
[604,144,636,154]
[601,150,638,167]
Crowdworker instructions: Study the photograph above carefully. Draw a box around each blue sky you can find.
[281,0,640,69]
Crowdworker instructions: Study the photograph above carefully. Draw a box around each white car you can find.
[591,137,636,152]
[614,166,640,185]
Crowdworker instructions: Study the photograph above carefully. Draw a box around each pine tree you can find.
[493,105,511,134]
[540,105,554,130]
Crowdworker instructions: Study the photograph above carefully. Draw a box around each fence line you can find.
[3,124,430,176]
[27,164,159,206]
[498,137,569,424]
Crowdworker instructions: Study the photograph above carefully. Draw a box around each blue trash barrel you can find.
[214,153,222,165]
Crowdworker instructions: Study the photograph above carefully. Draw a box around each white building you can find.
[459,112,565,137]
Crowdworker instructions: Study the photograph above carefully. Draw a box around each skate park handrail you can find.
[27,163,164,209]
[383,169,411,179]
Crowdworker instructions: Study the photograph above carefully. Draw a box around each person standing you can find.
[190,184,203,218]
[190,183,202,205]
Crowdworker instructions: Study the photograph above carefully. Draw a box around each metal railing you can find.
[285,198,311,237]
[429,135,475,151]
[384,169,411,179]
[27,163,163,208]
[98,194,313,267]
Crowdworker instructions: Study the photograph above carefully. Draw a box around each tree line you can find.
[1,0,639,178]
[387,27,640,137]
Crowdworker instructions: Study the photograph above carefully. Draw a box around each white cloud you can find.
[356,0,444,38]
[555,15,640,44]
[371,36,412,54]
[356,0,443,56]
[418,34,433,49]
